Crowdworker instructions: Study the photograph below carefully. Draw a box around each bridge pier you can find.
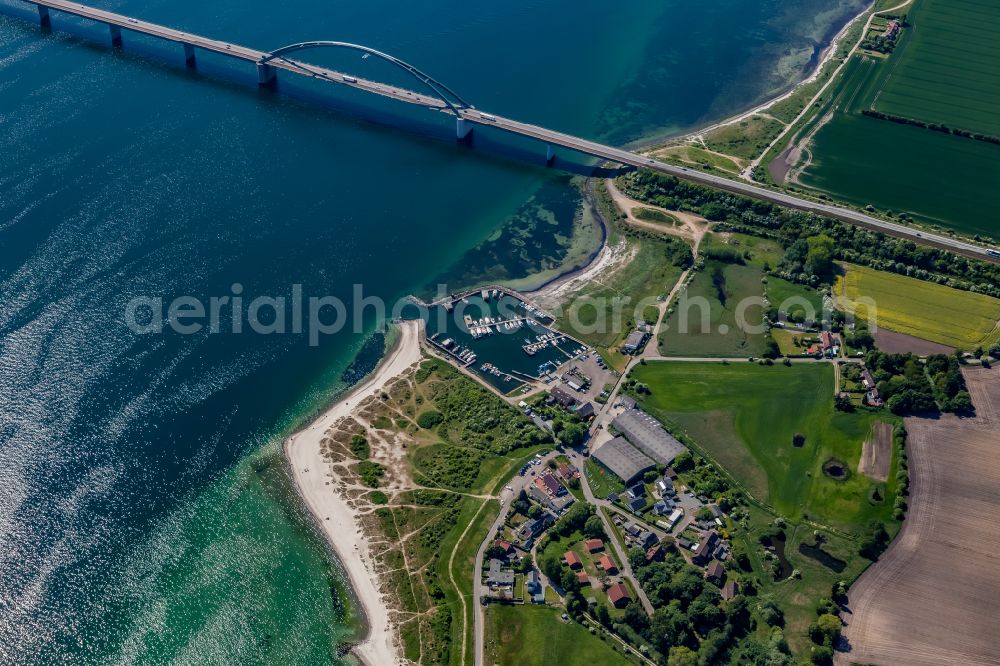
[37,4,51,28]
[256,63,277,87]
[545,144,555,165]
[183,43,196,68]
[109,24,122,48]
[455,117,473,142]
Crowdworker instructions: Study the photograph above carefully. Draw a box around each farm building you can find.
[611,409,687,465]
[591,436,656,486]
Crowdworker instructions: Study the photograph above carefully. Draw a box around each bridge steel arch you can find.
[260,41,473,115]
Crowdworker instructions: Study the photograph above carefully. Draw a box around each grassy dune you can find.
[836,263,1000,349]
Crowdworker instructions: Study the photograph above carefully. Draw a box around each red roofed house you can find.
[576,571,591,586]
[557,462,579,481]
[607,583,632,608]
[598,555,618,574]
[494,539,514,556]
[564,551,582,569]
[585,539,604,553]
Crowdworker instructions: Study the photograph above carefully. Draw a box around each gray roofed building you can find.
[486,559,515,587]
[612,409,687,465]
[622,330,648,355]
[591,436,656,486]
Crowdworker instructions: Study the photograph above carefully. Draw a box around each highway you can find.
[22,0,998,264]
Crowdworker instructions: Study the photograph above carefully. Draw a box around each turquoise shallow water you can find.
[0,0,864,661]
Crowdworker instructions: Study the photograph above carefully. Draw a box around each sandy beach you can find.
[284,320,423,666]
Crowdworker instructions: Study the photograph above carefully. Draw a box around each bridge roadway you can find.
[22,0,998,262]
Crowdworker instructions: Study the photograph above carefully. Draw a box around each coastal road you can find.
[459,110,996,263]
[22,0,997,266]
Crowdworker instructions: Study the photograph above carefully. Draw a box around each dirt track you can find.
[839,366,1000,665]
[858,422,893,482]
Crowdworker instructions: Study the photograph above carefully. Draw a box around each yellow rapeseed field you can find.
[835,263,1000,349]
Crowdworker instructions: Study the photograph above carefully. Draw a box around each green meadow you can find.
[873,0,1000,136]
[485,605,631,666]
[630,362,899,533]
[660,260,769,358]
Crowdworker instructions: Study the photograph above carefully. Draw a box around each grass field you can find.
[630,362,899,532]
[484,605,631,666]
[796,54,1000,238]
[649,144,745,175]
[555,234,684,350]
[766,276,826,321]
[701,232,785,270]
[659,260,768,357]
[631,206,679,226]
[872,0,1000,136]
[836,263,1000,349]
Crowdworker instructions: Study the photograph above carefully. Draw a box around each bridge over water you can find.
[10,0,996,261]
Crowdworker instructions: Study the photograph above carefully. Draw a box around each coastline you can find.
[628,0,874,152]
[283,320,423,666]
[276,7,880,664]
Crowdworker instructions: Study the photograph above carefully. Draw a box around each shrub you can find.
[357,461,385,488]
[417,410,444,429]
[350,434,370,459]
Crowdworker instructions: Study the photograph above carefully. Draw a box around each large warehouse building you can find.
[591,436,656,486]
[611,409,686,465]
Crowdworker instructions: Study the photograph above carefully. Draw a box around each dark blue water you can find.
[0,0,865,661]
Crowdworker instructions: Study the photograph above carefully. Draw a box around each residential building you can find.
[575,402,596,421]
[549,386,577,408]
[535,472,566,498]
[628,496,646,513]
[637,531,658,549]
[721,580,739,601]
[486,559,515,588]
[564,551,582,569]
[585,539,604,553]
[598,555,618,574]
[607,583,632,608]
[705,560,725,585]
[693,531,721,565]
[622,330,649,355]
